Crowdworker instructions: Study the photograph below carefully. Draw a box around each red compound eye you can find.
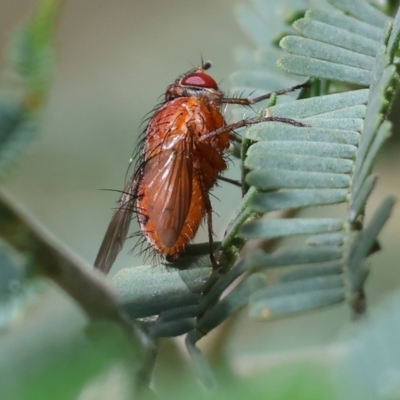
[181,72,218,89]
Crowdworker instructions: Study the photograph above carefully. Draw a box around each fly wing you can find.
[94,173,139,274]
[143,135,193,248]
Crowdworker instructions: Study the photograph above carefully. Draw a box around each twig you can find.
[0,187,155,391]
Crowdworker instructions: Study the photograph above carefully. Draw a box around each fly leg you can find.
[200,81,310,143]
[217,175,241,187]
[221,81,310,106]
[204,193,218,269]
[213,81,310,144]
[199,115,307,143]
[202,59,309,106]
[196,168,219,269]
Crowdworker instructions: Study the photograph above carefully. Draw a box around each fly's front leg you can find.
[221,81,310,106]
[201,81,309,145]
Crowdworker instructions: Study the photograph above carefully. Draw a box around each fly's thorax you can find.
[143,96,226,157]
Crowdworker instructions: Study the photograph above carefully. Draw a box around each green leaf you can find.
[306,232,344,246]
[329,0,389,27]
[349,175,377,222]
[347,196,396,291]
[250,189,348,212]
[246,149,354,173]
[247,124,362,144]
[114,263,211,319]
[247,247,343,269]
[278,4,389,83]
[246,169,351,189]
[249,287,345,319]
[279,55,372,84]
[264,89,369,117]
[281,36,375,70]
[236,0,398,322]
[278,260,343,282]
[293,16,380,56]
[239,218,344,240]
[196,273,267,333]
[307,9,382,41]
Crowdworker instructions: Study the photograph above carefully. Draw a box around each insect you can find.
[94,62,306,274]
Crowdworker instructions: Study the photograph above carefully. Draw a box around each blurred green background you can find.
[1,0,400,387]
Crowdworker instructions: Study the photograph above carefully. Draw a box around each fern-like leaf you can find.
[112,0,399,384]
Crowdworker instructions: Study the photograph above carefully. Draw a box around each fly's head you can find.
[165,62,223,104]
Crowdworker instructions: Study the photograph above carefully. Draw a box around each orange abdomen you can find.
[136,97,229,258]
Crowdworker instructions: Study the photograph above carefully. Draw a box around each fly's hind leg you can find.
[196,169,219,269]
[204,193,218,268]
[204,197,218,269]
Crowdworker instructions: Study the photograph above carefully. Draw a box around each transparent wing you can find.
[94,173,139,274]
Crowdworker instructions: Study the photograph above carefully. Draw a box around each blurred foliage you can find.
[5,0,57,97]
[147,362,336,400]
[0,0,400,399]
[0,0,58,176]
[0,0,60,335]
[2,322,138,400]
